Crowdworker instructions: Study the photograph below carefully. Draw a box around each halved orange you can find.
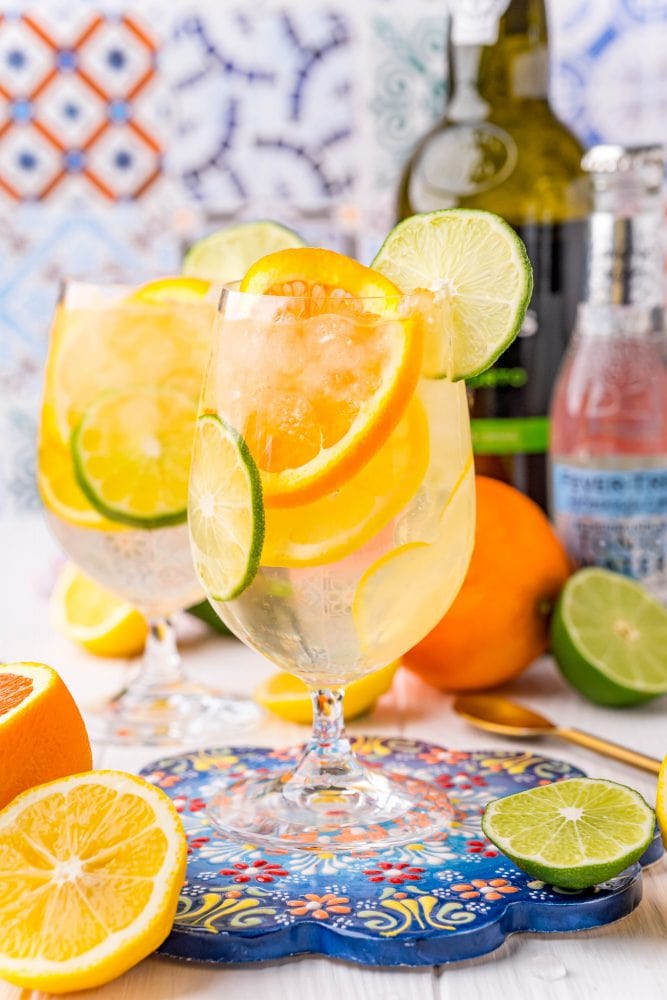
[228,248,423,506]
[0,663,92,810]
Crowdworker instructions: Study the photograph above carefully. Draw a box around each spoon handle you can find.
[557,727,662,775]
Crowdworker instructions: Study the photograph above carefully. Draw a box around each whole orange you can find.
[404,476,571,691]
[0,662,92,809]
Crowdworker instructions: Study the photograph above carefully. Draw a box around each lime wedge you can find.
[371,209,533,380]
[183,221,306,283]
[551,568,667,706]
[72,387,197,528]
[482,777,655,889]
[188,414,264,601]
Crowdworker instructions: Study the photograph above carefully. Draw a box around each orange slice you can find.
[228,248,423,506]
[262,395,429,567]
[0,662,92,810]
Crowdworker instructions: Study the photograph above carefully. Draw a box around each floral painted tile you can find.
[141,738,663,966]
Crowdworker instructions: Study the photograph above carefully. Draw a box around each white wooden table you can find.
[2,515,666,999]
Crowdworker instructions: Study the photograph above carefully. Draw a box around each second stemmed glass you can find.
[188,277,476,851]
[38,278,261,744]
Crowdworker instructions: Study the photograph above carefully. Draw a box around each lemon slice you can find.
[45,282,214,443]
[183,220,305,282]
[72,387,197,528]
[130,276,211,302]
[51,563,147,657]
[188,414,265,601]
[262,396,429,567]
[353,461,475,662]
[372,209,533,379]
[0,770,187,993]
[255,661,400,724]
[38,403,117,530]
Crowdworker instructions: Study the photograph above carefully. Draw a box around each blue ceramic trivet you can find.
[140,738,663,966]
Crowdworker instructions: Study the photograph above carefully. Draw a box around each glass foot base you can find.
[207,765,454,852]
[86,680,263,745]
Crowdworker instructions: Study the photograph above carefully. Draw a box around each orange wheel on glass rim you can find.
[234,247,424,507]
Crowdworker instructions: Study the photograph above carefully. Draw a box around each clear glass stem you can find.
[282,687,368,805]
[136,616,184,689]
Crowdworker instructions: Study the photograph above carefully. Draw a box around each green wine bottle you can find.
[397,0,591,509]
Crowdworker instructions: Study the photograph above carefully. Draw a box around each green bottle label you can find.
[471,416,549,455]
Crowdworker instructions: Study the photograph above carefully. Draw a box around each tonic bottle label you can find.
[552,463,667,588]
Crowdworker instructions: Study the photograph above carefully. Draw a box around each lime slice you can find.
[657,756,667,847]
[72,387,197,528]
[371,209,533,380]
[188,414,264,601]
[183,221,306,283]
[130,276,211,302]
[551,568,667,706]
[482,777,655,889]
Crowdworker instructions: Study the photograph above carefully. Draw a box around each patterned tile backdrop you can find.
[1,0,666,509]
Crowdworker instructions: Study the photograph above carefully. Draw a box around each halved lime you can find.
[72,387,198,528]
[183,220,306,283]
[188,414,264,601]
[371,209,533,380]
[551,568,667,707]
[482,777,655,889]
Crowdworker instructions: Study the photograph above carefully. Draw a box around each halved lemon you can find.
[72,387,198,528]
[0,770,187,993]
[255,661,400,724]
[51,562,148,658]
[228,247,423,507]
[188,414,265,601]
[262,395,429,567]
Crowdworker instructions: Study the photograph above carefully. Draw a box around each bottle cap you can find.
[450,0,512,46]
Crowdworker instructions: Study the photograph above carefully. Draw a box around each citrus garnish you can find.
[262,395,429,567]
[72,387,198,528]
[551,568,667,706]
[188,413,265,601]
[51,563,148,658]
[482,777,655,889]
[0,662,92,810]
[372,208,533,379]
[183,220,305,282]
[38,403,117,530]
[225,247,423,507]
[353,461,475,662]
[130,276,211,302]
[657,756,667,847]
[255,661,400,724]
[46,283,214,443]
[0,770,187,993]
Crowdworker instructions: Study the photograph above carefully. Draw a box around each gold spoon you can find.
[453,694,662,775]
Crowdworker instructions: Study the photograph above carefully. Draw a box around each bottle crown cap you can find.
[449,0,511,46]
